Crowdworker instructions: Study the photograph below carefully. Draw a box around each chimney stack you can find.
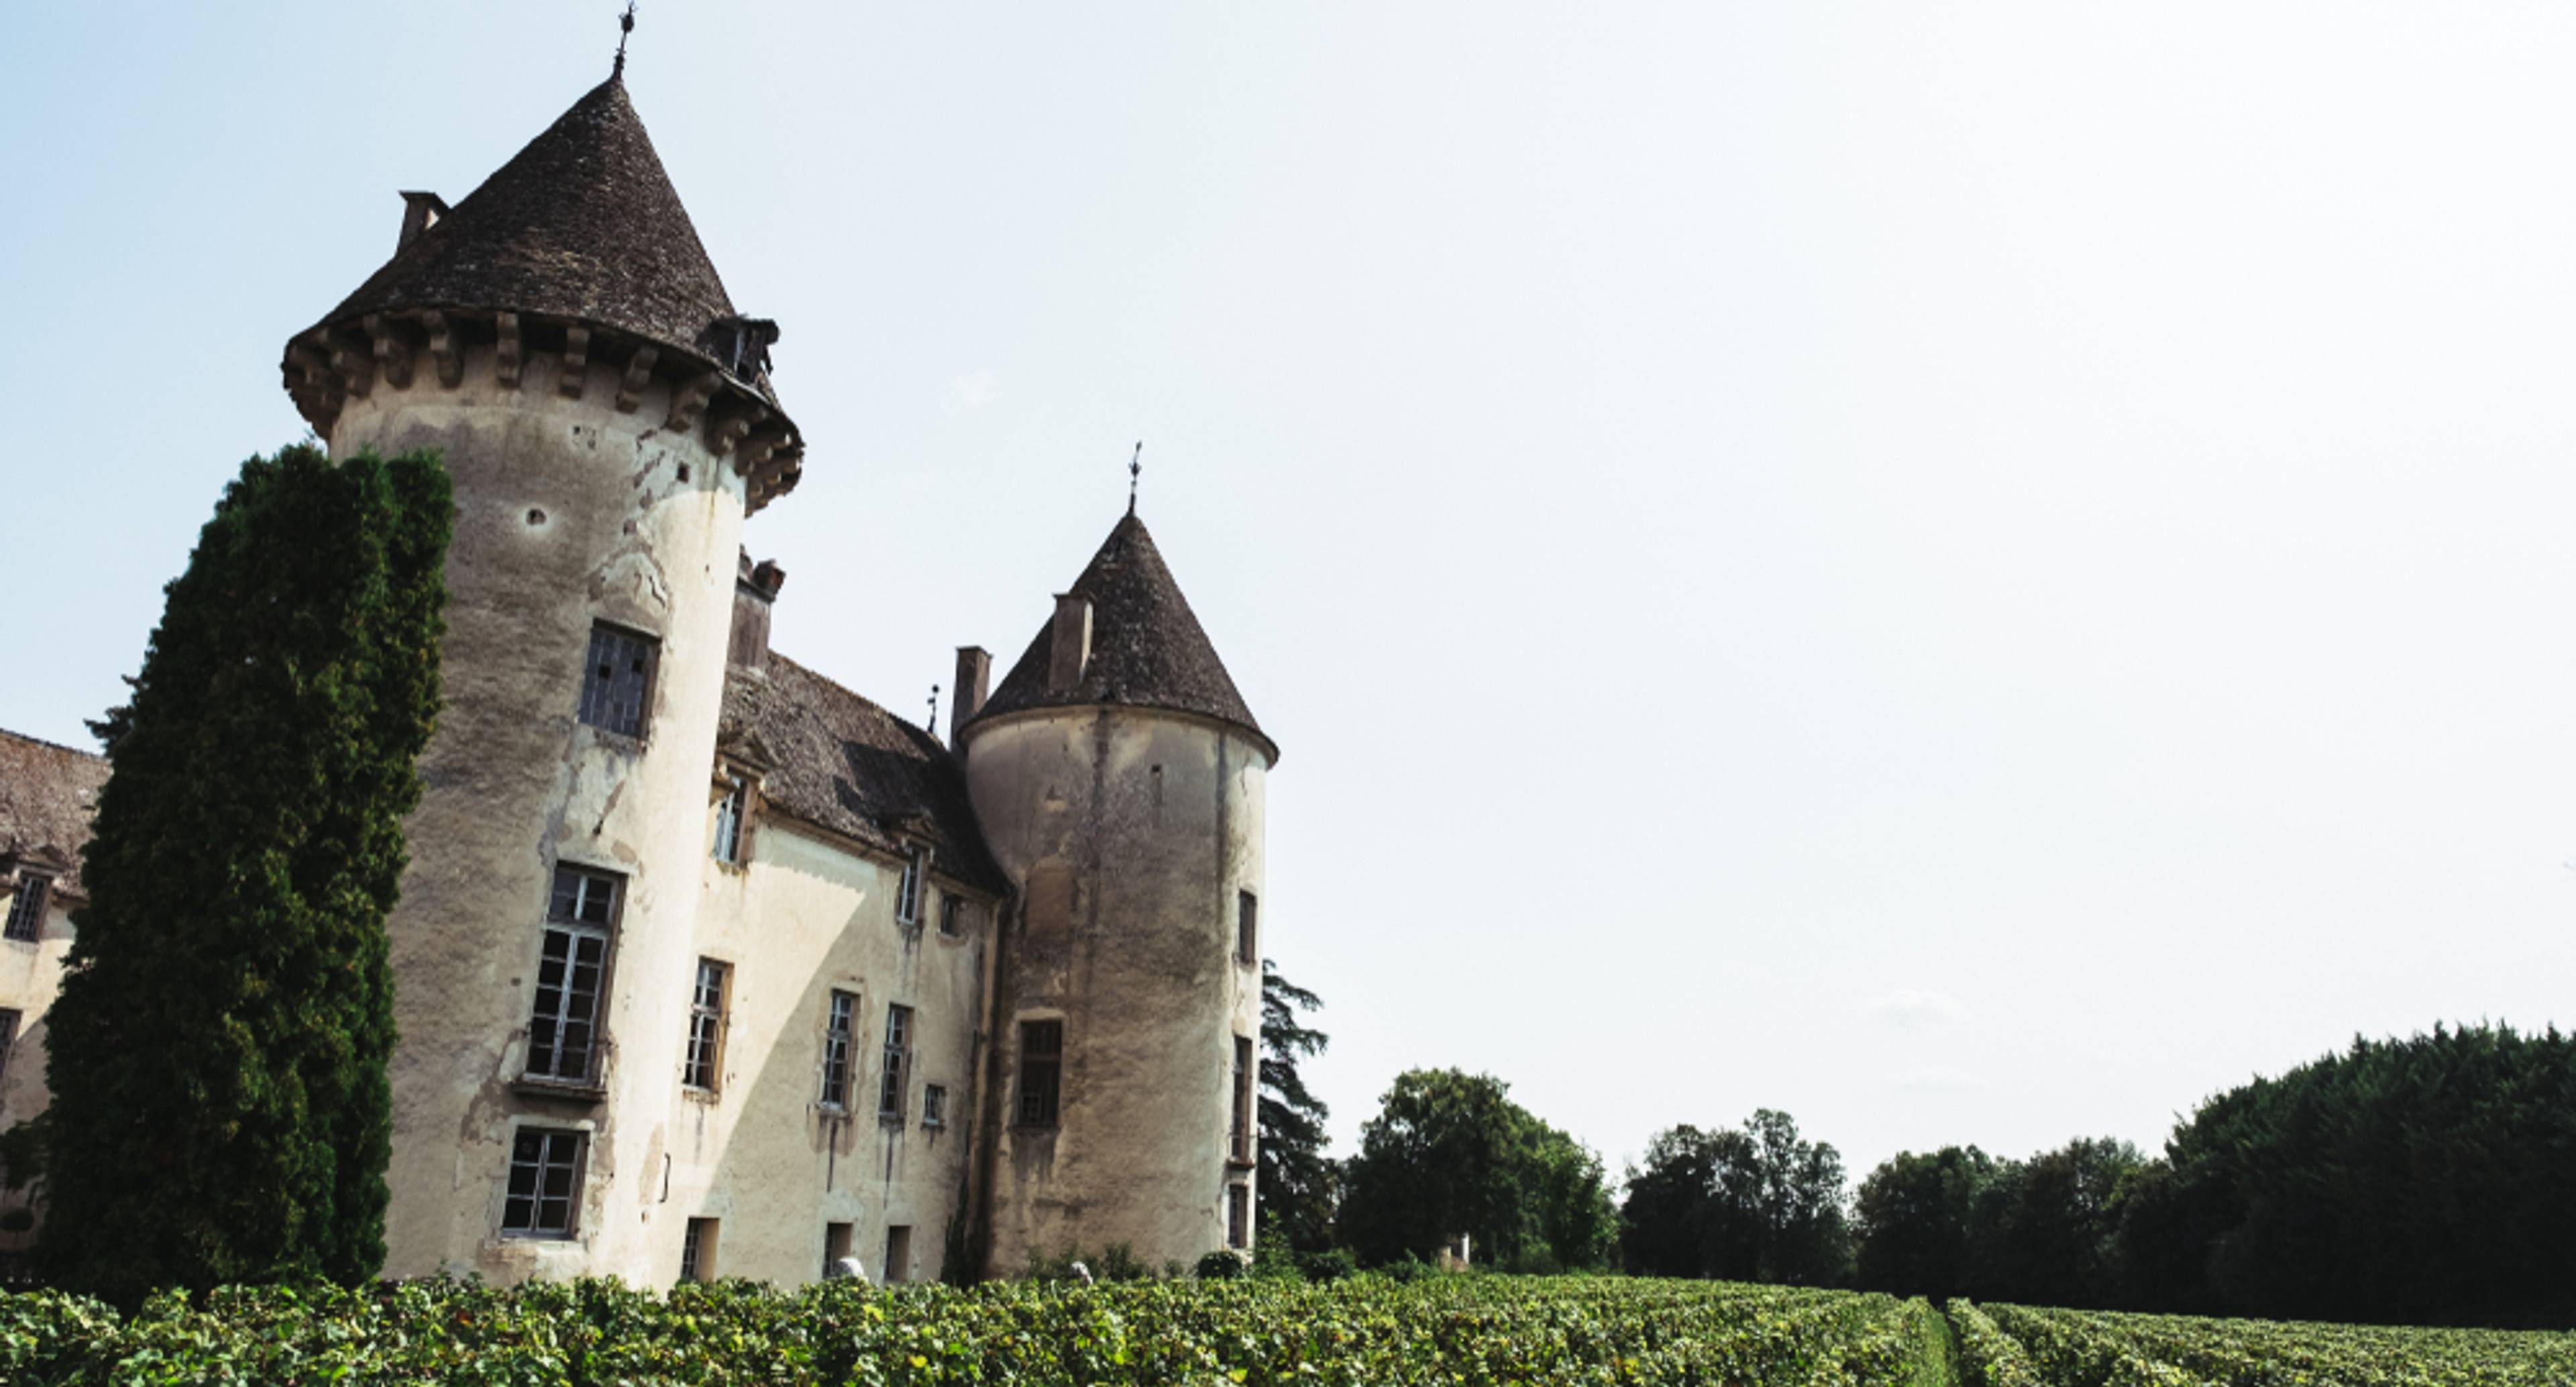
[728,552,786,674]
[1046,594,1092,694]
[397,191,449,252]
[951,647,991,748]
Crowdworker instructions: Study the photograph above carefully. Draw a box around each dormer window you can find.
[4,872,50,943]
[705,315,780,380]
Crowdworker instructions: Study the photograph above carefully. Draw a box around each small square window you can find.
[922,1082,948,1128]
[1018,1019,1063,1127]
[4,873,50,943]
[578,623,657,738]
[502,1127,585,1237]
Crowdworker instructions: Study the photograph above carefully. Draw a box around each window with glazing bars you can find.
[878,1004,912,1121]
[684,958,728,1091]
[4,873,50,942]
[1018,1019,1063,1127]
[818,989,857,1109]
[527,866,617,1084]
[1231,1035,1255,1160]
[502,1127,584,1237]
[679,1217,717,1282]
[1226,1183,1250,1250]
[577,623,656,738]
[895,846,926,924]
[0,1007,19,1074]
[922,1083,947,1127]
[1236,891,1257,966]
[711,778,747,864]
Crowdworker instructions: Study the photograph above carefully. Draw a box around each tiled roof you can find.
[310,74,774,402]
[0,728,108,897]
[971,513,1273,759]
[721,656,1004,895]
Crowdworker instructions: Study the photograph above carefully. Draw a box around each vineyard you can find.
[2,1274,2571,1385]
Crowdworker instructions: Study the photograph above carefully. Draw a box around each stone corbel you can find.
[665,370,723,433]
[364,314,414,390]
[616,345,659,412]
[421,311,464,388]
[321,327,375,399]
[708,402,767,457]
[494,313,523,390]
[735,422,791,476]
[558,325,592,399]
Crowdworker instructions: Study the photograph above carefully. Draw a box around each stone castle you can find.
[0,68,1276,1286]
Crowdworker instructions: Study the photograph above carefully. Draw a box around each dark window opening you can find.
[1226,1184,1250,1250]
[578,623,657,738]
[939,893,963,937]
[1231,1035,1254,1161]
[1236,890,1257,966]
[502,1127,584,1237]
[922,1083,948,1127]
[879,1004,912,1122]
[4,873,50,943]
[819,989,856,1109]
[823,1221,854,1278]
[527,865,618,1085]
[680,1217,718,1282]
[1018,1019,1063,1127]
[883,1224,913,1284]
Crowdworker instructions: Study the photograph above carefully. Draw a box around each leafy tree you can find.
[1855,1145,1996,1298]
[40,443,451,1302]
[1965,1137,2141,1309]
[1337,1068,1613,1271]
[1256,961,1337,1252]
[1619,1109,1851,1285]
[2120,1023,2576,1326]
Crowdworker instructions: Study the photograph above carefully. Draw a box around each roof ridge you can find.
[0,726,107,763]
[763,652,950,753]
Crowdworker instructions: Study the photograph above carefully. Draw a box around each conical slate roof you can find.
[312,74,755,387]
[971,514,1274,759]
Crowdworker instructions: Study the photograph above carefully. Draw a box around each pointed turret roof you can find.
[970,514,1275,760]
[312,74,755,384]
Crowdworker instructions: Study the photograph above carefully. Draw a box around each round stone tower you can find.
[279,73,803,1281]
[958,513,1277,1272]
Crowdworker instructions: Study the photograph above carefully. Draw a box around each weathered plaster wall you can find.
[965,707,1267,1274]
[672,810,990,1285]
[332,341,743,1283]
[0,886,77,1256]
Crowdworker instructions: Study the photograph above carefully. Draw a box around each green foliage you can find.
[38,443,451,1305]
[1195,1250,1246,1280]
[1024,1242,1155,1284]
[1338,1068,1617,1272]
[2119,1022,2576,1326]
[1620,1109,1854,1285]
[0,1275,1955,1383]
[1964,1138,2142,1310]
[1256,960,1338,1253]
[1856,1145,1998,1299]
[1963,1301,2576,1386]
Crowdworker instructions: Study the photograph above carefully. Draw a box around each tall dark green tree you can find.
[1256,960,1338,1252]
[1621,1109,1852,1286]
[1854,1144,1996,1299]
[40,443,450,1302]
[1964,1136,2142,1309]
[1338,1068,1614,1271]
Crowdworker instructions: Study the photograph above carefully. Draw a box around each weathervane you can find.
[613,1,637,77]
[928,683,940,731]
[1128,441,1143,515]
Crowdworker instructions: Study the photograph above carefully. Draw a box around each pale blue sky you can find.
[7,2,2576,1184]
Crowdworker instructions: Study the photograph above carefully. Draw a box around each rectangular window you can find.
[4,873,50,943]
[1231,1036,1255,1162]
[680,1217,718,1282]
[501,1127,584,1237]
[939,893,963,937]
[578,622,657,738]
[0,1007,18,1072]
[922,1082,947,1128]
[895,845,926,924]
[1018,1019,1063,1127]
[711,778,747,865]
[823,1221,854,1278]
[684,958,728,1091]
[1236,890,1257,966]
[527,865,618,1085]
[878,1004,912,1122]
[883,1224,912,1284]
[1227,1184,1250,1250]
[818,989,857,1110]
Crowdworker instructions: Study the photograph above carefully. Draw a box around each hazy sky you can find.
[7,3,2576,1184]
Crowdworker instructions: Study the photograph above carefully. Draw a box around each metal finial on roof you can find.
[1128,441,1143,515]
[613,1,637,77]
[928,683,940,732]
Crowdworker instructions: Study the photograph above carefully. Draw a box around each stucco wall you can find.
[333,341,743,1282]
[672,808,990,1286]
[0,884,76,1256]
[965,706,1267,1274]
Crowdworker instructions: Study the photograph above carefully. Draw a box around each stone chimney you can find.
[728,553,786,674]
[1045,594,1092,694]
[951,647,991,748]
[397,191,449,252]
